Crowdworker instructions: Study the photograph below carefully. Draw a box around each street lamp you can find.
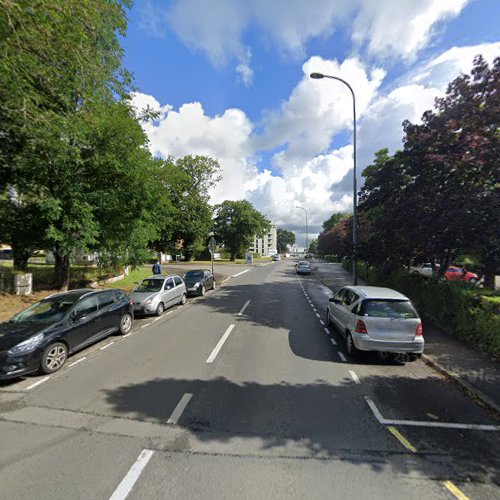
[310,72,358,285]
[296,206,308,257]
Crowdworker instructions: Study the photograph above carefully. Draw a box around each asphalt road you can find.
[0,260,499,500]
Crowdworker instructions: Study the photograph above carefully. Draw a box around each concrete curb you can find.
[422,354,500,416]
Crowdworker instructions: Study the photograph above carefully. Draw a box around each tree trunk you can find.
[54,250,71,291]
[230,249,236,261]
[12,245,31,271]
[438,250,452,278]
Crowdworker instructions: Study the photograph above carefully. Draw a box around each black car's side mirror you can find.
[329,298,340,304]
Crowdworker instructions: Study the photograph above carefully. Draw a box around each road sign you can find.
[208,237,216,253]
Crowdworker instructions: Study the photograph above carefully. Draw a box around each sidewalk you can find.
[312,261,500,414]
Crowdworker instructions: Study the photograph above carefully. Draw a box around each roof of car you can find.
[45,289,97,300]
[343,286,409,300]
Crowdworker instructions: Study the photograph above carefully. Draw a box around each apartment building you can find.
[248,224,277,256]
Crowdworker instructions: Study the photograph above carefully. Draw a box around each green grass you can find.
[104,267,154,291]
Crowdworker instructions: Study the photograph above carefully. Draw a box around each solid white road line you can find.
[167,393,194,425]
[26,376,50,390]
[330,338,337,346]
[232,269,250,278]
[349,370,361,384]
[100,341,115,351]
[364,396,500,430]
[338,351,347,362]
[109,449,155,500]
[206,324,235,363]
[364,396,386,424]
[68,357,87,367]
[237,299,251,316]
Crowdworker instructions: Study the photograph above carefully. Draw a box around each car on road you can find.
[131,275,187,315]
[272,254,281,261]
[0,289,133,379]
[410,262,439,277]
[296,260,311,275]
[183,269,216,296]
[325,286,424,360]
[444,266,480,285]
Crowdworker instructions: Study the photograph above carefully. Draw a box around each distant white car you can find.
[410,263,439,277]
[272,254,281,261]
[326,286,424,360]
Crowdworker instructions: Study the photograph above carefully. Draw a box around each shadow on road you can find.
[101,374,500,487]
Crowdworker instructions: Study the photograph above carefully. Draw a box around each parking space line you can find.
[153,317,161,321]
[387,426,418,453]
[443,480,470,500]
[237,299,251,316]
[140,323,151,329]
[232,269,250,277]
[315,313,320,318]
[319,320,325,326]
[324,327,330,335]
[68,357,87,367]
[349,370,361,384]
[330,338,337,346]
[109,449,155,500]
[26,376,50,390]
[167,393,194,425]
[206,324,235,363]
[364,396,500,430]
[338,351,347,362]
[100,341,115,351]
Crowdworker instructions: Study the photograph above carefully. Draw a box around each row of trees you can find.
[317,56,499,289]
[0,0,271,289]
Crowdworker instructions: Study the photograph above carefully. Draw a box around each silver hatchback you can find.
[131,275,187,316]
[326,286,424,360]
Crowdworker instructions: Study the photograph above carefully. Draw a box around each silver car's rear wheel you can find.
[346,332,357,357]
[180,293,187,305]
[200,285,206,296]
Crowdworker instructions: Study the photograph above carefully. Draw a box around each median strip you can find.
[206,324,235,363]
[237,299,251,316]
[167,393,194,425]
[109,449,154,500]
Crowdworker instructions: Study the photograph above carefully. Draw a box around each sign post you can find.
[208,236,216,276]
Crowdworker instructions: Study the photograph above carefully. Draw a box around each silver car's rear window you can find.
[136,279,164,292]
[360,300,418,319]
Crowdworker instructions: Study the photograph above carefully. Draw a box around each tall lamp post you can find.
[310,72,357,285]
[296,206,308,257]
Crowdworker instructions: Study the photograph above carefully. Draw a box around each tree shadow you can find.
[101,374,500,486]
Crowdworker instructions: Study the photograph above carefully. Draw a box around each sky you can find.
[122,0,500,246]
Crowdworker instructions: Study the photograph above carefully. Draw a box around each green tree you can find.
[308,239,318,255]
[277,228,295,253]
[322,212,349,232]
[152,155,221,260]
[214,201,270,261]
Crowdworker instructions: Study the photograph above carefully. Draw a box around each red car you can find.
[445,266,479,285]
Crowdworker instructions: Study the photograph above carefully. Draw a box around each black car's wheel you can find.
[155,302,164,316]
[200,285,206,296]
[180,293,187,305]
[212,280,216,290]
[346,332,357,357]
[119,313,133,334]
[40,342,68,374]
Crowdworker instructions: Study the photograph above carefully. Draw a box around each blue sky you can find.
[122,0,499,245]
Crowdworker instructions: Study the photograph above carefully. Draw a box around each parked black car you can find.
[0,289,133,380]
[183,269,216,296]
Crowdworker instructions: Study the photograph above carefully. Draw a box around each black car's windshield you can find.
[136,279,164,292]
[10,296,80,325]
[360,300,418,319]
[184,271,204,279]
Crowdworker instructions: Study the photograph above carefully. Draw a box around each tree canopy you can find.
[214,201,270,261]
[277,229,296,253]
